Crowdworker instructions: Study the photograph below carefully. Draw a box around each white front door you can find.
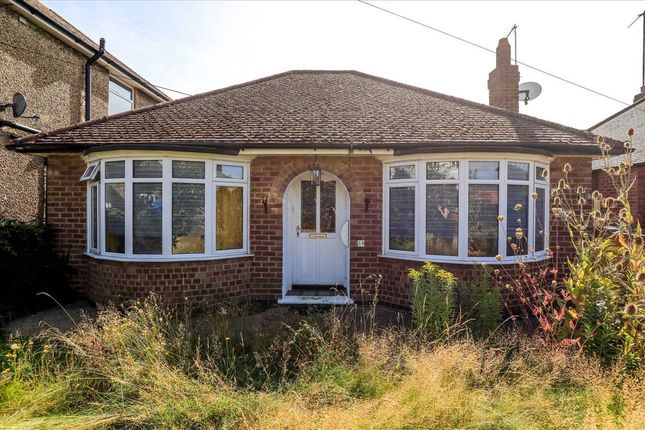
[285,172,349,289]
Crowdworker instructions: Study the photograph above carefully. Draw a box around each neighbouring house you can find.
[590,88,645,223]
[7,38,615,308]
[0,0,170,221]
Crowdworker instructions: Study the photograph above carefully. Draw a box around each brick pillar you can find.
[488,38,520,112]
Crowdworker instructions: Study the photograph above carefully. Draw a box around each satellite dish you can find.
[518,82,542,105]
[11,93,27,118]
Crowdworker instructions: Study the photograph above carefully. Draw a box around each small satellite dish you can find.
[518,82,542,105]
[11,93,27,118]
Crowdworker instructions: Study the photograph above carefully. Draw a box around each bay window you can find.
[83,157,249,260]
[384,157,549,263]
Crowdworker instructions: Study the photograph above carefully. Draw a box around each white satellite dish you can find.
[518,82,542,105]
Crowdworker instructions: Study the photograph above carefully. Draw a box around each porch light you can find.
[310,162,321,187]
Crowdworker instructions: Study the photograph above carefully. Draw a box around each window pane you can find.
[216,164,244,179]
[216,186,243,250]
[172,161,205,179]
[133,183,163,254]
[389,186,415,251]
[320,181,336,233]
[426,184,459,256]
[91,185,98,249]
[426,161,459,180]
[468,184,498,257]
[108,93,133,115]
[172,183,205,254]
[535,188,546,251]
[105,161,125,179]
[389,165,415,180]
[469,161,499,180]
[81,164,96,181]
[508,162,530,181]
[133,160,162,178]
[506,185,529,256]
[536,166,548,181]
[301,181,316,232]
[109,79,133,100]
[105,183,125,253]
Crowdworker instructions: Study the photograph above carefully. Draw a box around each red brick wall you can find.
[46,153,594,309]
[592,166,643,224]
[87,257,252,307]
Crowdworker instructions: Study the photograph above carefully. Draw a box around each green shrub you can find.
[0,216,73,316]
[409,263,456,338]
[458,270,503,339]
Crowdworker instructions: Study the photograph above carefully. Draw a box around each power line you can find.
[0,40,191,98]
[357,0,631,107]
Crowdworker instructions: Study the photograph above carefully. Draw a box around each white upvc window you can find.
[108,79,134,115]
[85,157,249,261]
[383,157,550,264]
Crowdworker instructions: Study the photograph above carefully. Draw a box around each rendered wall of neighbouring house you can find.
[44,153,593,309]
[0,6,159,221]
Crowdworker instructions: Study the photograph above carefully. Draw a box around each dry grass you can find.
[1,298,644,429]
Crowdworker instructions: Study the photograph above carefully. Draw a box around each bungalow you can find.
[7,38,612,308]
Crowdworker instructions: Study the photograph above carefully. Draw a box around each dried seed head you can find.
[497,215,505,222]
[576,186,585,194]
[625,303,637,316]
[531,192,538,200]
[495,254,502,261]
[563,163,573,173]
[591,190,601,200]
[596,135,605,145]
[628,128,635,137]
[513,203,523,211]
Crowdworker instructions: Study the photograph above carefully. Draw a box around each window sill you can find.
[378,253,550,265]
[84,252,254,263]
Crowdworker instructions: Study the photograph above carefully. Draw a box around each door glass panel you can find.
[216,186,243,250]
[320,181,336,233]
[426,184,459,256]
[389,186,415,251]
[506,184,529,256]
[301,181,316,232]
[468,184,499,256]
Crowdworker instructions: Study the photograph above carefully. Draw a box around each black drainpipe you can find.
[84,38,105,121]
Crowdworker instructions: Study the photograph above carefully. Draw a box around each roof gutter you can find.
[7,0,169,102]
[85,38,105,121]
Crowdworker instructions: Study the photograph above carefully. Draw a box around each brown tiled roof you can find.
[11,70,615,155]
[11,0,170,102]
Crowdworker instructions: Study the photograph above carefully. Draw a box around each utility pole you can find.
[628,10,645,90]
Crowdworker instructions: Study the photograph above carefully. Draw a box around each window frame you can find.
[383,156,550,264]
[86,156,250,261]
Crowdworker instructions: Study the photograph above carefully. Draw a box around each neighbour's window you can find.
[108,79,134,115]
[85,158,249,259]
[384,159,549,263]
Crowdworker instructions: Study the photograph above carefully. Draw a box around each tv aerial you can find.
[518,82,542,105]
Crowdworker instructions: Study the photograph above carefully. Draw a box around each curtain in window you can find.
[216,186,243,250]
[426,184,459,255]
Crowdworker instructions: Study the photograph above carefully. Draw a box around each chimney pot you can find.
[488,37,520,112]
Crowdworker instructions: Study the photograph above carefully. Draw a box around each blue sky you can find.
[43,1,645,130]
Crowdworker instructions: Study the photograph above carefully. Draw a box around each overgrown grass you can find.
[1,297,644,429]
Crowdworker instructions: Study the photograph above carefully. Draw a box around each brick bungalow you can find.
[7,39,614,308]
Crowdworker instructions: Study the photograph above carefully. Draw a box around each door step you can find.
[287,284,347,297]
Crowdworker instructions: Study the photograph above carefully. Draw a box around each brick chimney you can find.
[488,38,520,112]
